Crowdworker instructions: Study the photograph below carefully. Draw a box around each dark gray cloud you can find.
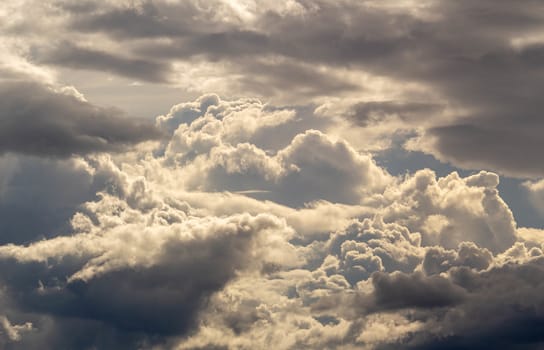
[49,0,544,176]
[310,255,544,350]
[233,58,358,100]
[0,155,127,245]
[1,239,237,334]
[409,258,544,350]
[0,211,279,349]
[0,81,161,158]
[34,42,174,83]
[426,120,544,178]
[347,101,443,127]
[0,78,157,245]
[61,0,228,39]
[371,271,466,310]
[408,317,544,350]
[65,1,184,39]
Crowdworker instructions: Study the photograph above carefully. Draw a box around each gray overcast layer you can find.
[27,0,544,177]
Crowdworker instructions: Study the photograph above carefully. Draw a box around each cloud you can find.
[370,271,466,310]
[0,188,295,347]
[176,128,391,206]
[14,0,540,175]
[165,151,539,349]
[34,42,174,83]
[0,155,103,245]
[3,0,544,347]
[0,80,161,158]
[344,101,444,128]
[0,316,32,343]
[414,256,544,350]
[0,91,543,349]
[380,169,517,254]
[422,242,493,275]
[157,95,391,206]
[408,120,544,178]
[64,1,185,39]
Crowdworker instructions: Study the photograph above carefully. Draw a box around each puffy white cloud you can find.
[323,216,423,284]
[181,128,391,206]
[0,92,542,349]
[152,95,392,206]
[380,169,517,253]
[158,94,295,144]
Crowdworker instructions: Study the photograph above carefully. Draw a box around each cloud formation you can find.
[4,0,540,175]
[35,42,174,83]
[2,1,544,348]
[0,81,161,158]
[0,93,542,349]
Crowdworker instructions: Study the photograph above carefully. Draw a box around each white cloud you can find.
[380,170,517,253]
[0,93,542,349]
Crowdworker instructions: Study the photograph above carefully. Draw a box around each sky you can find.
[1,0,544,349]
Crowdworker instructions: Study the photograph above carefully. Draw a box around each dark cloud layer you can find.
[0,81,161,157]
[371,271,466,310]
[67,1,184,39]
[347,101,443,127]
[35,43,174,83]
[42,0,544,176]
[410,258,544,350]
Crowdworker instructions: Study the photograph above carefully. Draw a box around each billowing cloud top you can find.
[1,1,544,349]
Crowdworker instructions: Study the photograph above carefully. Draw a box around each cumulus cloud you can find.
[0,14,543,343]
[3,0,544,347]
[159,149,540,349]
[157,95,390,206]
[176,128,390,205]
[0,91,540,349]
[379,170,517,254]
[0,189,296,348]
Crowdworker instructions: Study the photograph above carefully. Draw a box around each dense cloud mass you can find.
[1,1,544,349]
[0,81,161,157]
[2,0,543,174]
[0,93,541,349]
